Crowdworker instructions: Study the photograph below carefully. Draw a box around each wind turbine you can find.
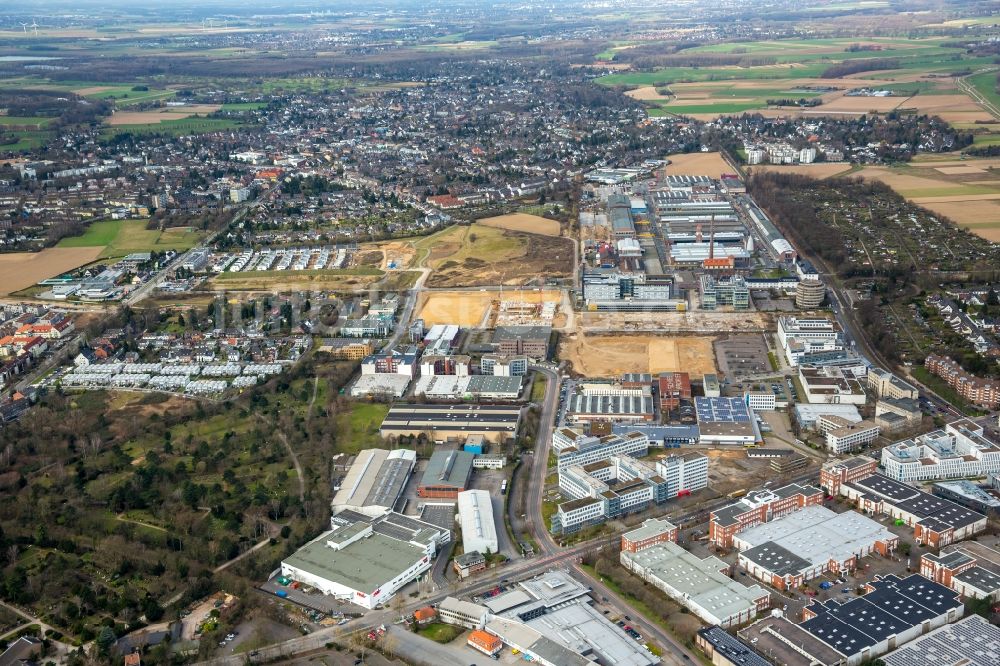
[19,22,27,34]
[30,20,38,37]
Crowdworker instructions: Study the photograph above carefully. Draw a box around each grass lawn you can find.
[417,623,463,644]
[335,402,390,454]
[57,220,205,258]
[530,374,547,402]
[910,367,984,416]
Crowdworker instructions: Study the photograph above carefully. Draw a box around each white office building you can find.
[881,419,1000,483]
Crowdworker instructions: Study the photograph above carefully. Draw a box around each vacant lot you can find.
[417,289,561,327]
[210,268,383,292]
[106,105,222,125]
[666,151,733,177]
[417,223,571,288]
[0,247,103,295]
[478,213,562,237]
[559,334,717,377]
[57,220,205,258]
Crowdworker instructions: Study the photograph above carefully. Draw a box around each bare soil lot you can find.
[625,86,670,101]
[559,333,717,377]
[423,224,571,288]
[417,289,560,327]
[478,213,562,237]
[666,151,733,177]
[0,247,103,295]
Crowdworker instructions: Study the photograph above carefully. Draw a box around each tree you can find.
[96,626,116,655]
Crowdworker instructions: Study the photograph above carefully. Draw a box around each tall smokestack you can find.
[709,215,715,261]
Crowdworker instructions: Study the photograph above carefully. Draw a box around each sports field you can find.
[57,220,205,258]
[0,247,103,295]
[477,213,561,237]
[560,333,717,377]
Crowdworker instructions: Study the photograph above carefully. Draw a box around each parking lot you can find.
[714,334,772,380]
[468,467,518,560]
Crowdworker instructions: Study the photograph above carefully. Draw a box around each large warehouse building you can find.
[379,403,522,443]
[417,449,474,499]
[331,448,416,516]
[735,505,898,590]
[457,489,498,555]
[280,510,447,610]
[620,541,770,628]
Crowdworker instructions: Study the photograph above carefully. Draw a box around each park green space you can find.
[57,220,206,258]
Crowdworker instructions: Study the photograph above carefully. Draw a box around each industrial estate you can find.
[0,1,999,666]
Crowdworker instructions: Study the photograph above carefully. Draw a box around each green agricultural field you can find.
[100,117,244,138]
[0,130,54,152]
[968,70,1000,111]
[57,220,206,258]
[220,102,269,111]
[649,102,763,116]
[0,116,56,128]
[599,37,983,90]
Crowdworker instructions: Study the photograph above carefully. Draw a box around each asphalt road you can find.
[507,365,561,557]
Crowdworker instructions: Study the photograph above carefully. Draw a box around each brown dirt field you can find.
[914,200,1000,241]
[854,167,958,192]
[107,105,221,126]
[0,247,103,295]
[814,93,905,113]
[749,163,854,178]
[907,158,1000,169]
[935,166,987,175]
[478,213,562,237]
[910,193,1000,203]
[417,290,560,327]
[366,240,416,269]
[625,86,670,101]
[665,152,733,177]
[75,86,116,96]
[559,333,717,378]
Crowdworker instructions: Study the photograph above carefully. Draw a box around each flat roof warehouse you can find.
[380,403,521,430]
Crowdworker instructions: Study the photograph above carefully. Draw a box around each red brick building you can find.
[657,372,692,411]
[819,455,879,495]
[708,483,823,549]
[621,518,678,552]
[925,354,1000,409]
